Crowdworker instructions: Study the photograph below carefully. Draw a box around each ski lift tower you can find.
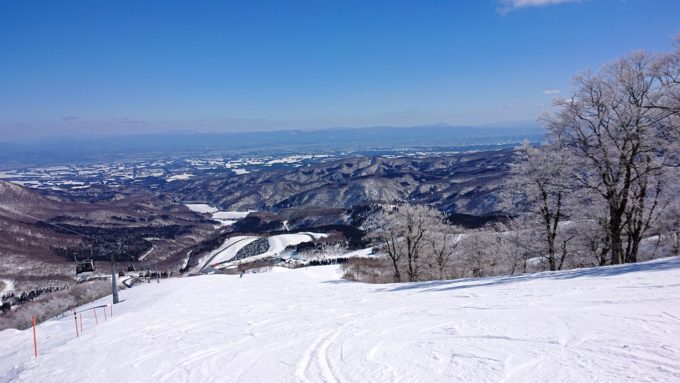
[110,241,120,304]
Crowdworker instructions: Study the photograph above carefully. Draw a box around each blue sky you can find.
[1,0,679,139]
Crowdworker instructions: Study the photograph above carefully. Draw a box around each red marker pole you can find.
[32,316,38,358]
[94,308,99,325]
[79,313,83,334]
[103,307,107,321]
[73,309,79,337]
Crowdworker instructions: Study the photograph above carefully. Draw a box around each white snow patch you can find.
[184,203,219,214]
[211,211,254,227]
[167,173,193,181]
[340,247,375,258]
[211,211,252,220]
[0,279,14,295]
[184,204,253,226]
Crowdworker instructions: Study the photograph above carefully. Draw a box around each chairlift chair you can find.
[76,259,95,274]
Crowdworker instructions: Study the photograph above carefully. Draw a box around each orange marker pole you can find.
[73,309,79,337]
[94,308,99,325]
[32,316,38,358]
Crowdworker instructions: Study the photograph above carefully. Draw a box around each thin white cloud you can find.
[498,0,580,13]
[543,89,561,95]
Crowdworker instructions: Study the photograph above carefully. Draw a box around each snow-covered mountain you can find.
[169,150,513,215]
[0,181,215,305]
[2,257,678,382]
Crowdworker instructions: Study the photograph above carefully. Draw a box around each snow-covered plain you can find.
[166,173,193,181]
[2,258,680,382]
[184,203,254,226]
[184,203,219,214]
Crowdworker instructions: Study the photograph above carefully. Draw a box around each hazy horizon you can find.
[0,119,542,144]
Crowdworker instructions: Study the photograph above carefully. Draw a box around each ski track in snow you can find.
[1,258,680,382]
[138,245,155,261]
[201,236,259,268]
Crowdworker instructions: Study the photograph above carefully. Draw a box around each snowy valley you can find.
[2,4,680,382]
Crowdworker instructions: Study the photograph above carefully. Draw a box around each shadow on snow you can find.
[380,256,680,294]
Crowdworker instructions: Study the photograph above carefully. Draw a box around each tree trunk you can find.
[390,255,401,283]
[610,221,623,265]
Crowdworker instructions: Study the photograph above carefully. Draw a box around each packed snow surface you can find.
[2,258,680,382]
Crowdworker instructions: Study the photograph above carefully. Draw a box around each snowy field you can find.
[184,203,254,226]
[1,258,679,382]
[184,203,219,214]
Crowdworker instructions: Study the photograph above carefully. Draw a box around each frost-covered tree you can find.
[655,171,680,257]
[500,223,537,275]
[651,34,680,122]
[423,223,463,280]
[571,217,611,266]
[366,204,442,282]
[364,208,403,283]
[502,143,576,270]
[545,49,679,265]
[458,231,501,278]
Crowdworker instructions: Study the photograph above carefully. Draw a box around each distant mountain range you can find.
[166,149,514,216]
[0,145,516,308]
[0,122,543,168]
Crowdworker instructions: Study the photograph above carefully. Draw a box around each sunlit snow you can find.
[1,258,679,382]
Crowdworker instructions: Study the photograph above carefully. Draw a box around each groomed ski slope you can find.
[2,258,680,382]
[201,233,329,269]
